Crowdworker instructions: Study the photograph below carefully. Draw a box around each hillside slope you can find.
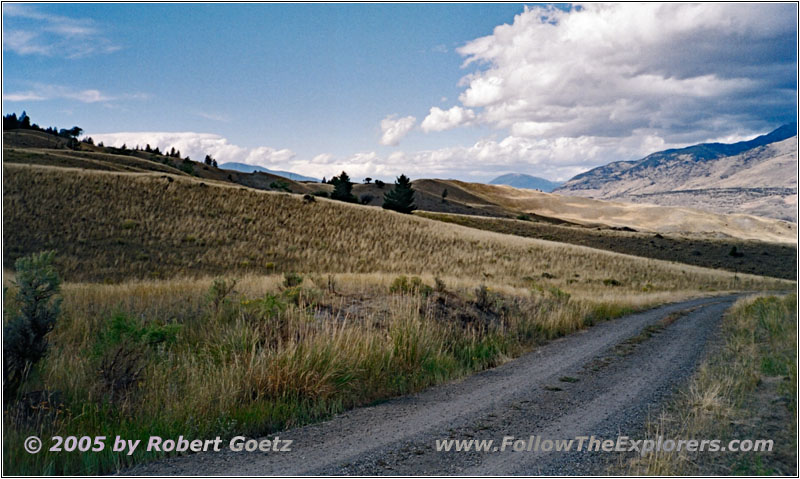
[3,130,320,194]
[412,180,796,244]
[555,125,798,221]
[5,163,778,295]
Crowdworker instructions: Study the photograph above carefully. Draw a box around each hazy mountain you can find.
[489,173,563,192]
[219,162,319,182]
[556,124,798,221]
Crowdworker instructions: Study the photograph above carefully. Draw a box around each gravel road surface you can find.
[126,294,739,476]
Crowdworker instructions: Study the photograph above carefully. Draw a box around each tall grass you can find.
[3,164,789,295]
[5,274,660,475]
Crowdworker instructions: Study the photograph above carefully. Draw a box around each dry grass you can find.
[4,272,660,474]
[2,163,793,475]
[620,294,797,475]
[4,164,789,296]
[416,211,797,280]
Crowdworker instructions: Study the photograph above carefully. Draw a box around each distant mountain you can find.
[219,162,319,182]
[489,173,563,192]
[555,124,798,221]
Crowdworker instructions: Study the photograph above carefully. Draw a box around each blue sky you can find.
[3,3,797,182]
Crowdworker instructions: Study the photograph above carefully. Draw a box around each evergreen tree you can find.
[382,174,416,214]
[330,171,357,203]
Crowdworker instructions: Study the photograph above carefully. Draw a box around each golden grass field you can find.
[2,152,795,475]
[414,180,797,244]
[4,163,789,295]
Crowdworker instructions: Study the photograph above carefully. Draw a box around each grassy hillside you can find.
[3,130,320,194]
[432,181,797,244]
[5,163,787,295]
[416,212,797,280]
[3,160,793,476]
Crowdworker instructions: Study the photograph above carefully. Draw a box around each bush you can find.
[360,194,375,205]
[3,251,62,401]
[94,313,181,353]
[207,278,237,314]
[389,275,432,296]
[603,278,622,287]
[283,272,303,288]
[269,180,292,193]
[516,214,532,221]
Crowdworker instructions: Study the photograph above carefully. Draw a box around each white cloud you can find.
[3,5,120,58]
[420,106,476,132]
[91,132,296,170]
[379,114,416,146]
[2,84,144,104]
[450,3,795,143]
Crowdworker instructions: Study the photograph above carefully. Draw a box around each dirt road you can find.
[127,295,740,475]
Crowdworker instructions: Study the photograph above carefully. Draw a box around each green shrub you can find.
[283,272,303,288]
[93,312,181,356]
[3,251,62,400]
[207,278,237,314]
[269,180,292,193]
[603,278,622,287]
[389,275,432,296]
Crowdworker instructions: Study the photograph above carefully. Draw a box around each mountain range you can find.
[555,124,798,222]
[489,173,562,192]
[219,162,319,182]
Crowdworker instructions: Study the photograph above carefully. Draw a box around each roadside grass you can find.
[5,273,694,475]
[620,293,797,475]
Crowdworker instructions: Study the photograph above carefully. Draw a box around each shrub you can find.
[360,194,375,205]
[269,180,292,193]
[179,159,194,175]
[97,344,146,403]
[516,214,531,221]
[283,272,303,288]
[603,278,622,287]
[3,251,62,401]
[374,179,385,189]
[473,284,492,310]
[389,275,432,296]
[207,277,237,314]
[548,287,571,304]
[94,312,181,356]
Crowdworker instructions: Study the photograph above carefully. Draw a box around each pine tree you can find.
[382,174,416,214]
[330,171,357,203]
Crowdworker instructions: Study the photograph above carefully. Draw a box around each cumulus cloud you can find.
[453,3,796,144]
[391,3,796,180]
[379,114,416,146]
[420,106,476,132]
[3,4,120,58]
[91,132,295,170]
